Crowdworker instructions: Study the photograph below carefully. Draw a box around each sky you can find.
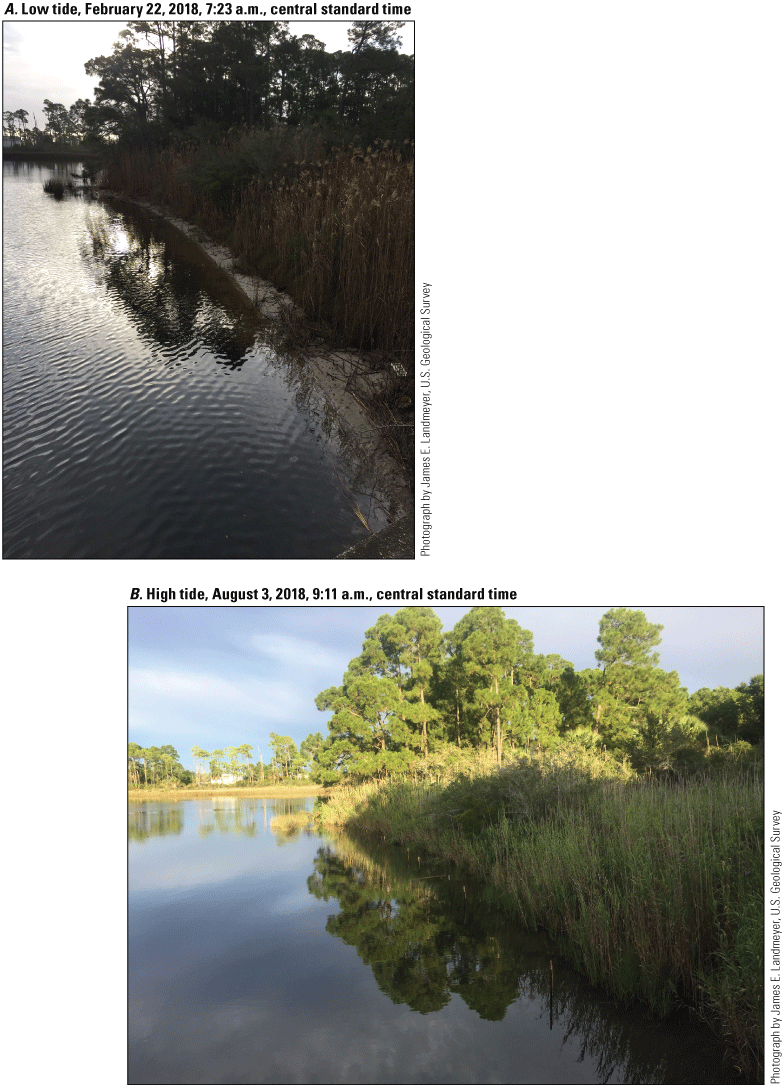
[2,19,414,126]
[128,605,763,769]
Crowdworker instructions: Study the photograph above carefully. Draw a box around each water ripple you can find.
[3,163,389,558]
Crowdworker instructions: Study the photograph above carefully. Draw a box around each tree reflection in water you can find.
[307,841,736,1085]
[129,800,262,841]
[82,205,259,369]
[128,805,185,842]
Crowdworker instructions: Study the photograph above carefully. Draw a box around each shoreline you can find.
[315,767,762,1082]
[129,785,325,801]
[3,148,99,161]
[101,190,414,556]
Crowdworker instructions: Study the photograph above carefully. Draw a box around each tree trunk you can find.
[495,677,502,765]
[420,686,428,758]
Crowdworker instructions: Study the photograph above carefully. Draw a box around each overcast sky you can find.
[128,605,763,768]
[3,19,414,125]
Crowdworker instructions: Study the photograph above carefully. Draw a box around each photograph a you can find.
[128,604,764,1084]
[3,19,414,559]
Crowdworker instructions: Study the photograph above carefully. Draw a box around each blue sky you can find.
[128,605,763,768]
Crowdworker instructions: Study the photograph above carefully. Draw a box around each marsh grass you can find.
[270,811,314,834]
[102,130,414,485]
[238,141,413,357]
[101,130,413,359]
[316,752,762,1080]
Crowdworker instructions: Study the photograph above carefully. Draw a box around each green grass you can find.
[315,750,762,1081]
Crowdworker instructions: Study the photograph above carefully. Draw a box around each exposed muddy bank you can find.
[335,511,415,559]
[101,190,414,558]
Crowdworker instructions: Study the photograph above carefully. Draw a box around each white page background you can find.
[2,6,777,1081]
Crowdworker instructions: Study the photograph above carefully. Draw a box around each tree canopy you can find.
[5,20,413,150]
[128,608,761,790]
[311,607,762,782]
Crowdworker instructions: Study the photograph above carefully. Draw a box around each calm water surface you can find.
[128,797,738,1085]
[3,160,392,557]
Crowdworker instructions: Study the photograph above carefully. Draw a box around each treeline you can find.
[5,21,413,151]
[311,607,763,783]
[3,100,93,149]
[128,732,325,789]
[127,742,191,788]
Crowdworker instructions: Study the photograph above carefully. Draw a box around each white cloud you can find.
[249,633,348,674]
[129,667,300,718]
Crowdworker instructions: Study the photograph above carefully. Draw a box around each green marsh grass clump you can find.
[270,811,313,834]
[315,751,762,1080]
[439,746,634,831]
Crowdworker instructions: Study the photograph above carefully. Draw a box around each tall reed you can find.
[101,130,413,357]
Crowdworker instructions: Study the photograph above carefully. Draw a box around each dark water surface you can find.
[3,160,391,558]
[128,797,738,1085]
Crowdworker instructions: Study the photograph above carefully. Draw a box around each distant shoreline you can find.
[3,148,100,161]
[128,785,324,802]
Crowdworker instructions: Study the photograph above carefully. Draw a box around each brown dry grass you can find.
[236,142,413,355]
[101,131,414,485]
[128,785,324,802]
[101,133,413,358]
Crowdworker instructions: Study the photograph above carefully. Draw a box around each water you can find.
[3,160,392,558]
[128,796,739,1085]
